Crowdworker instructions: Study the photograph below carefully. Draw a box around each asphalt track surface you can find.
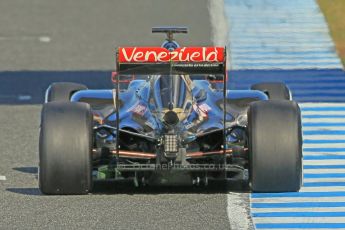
[0,0,212,70]
[0,0,253,229]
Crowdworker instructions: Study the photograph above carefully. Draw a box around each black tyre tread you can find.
[251,82,291,100]
[39,102,92,195]
[46,82,87,102]
[248,100,302,192]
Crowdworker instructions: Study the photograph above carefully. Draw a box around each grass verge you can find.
[318,0,345,67]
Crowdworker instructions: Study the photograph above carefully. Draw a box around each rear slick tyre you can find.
[248,100,302,192]
[39,102,93,195]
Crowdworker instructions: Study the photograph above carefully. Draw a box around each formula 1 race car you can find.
[39,27,302,195]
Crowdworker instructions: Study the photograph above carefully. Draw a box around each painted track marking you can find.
[251,103,345,229]
[222,0,345,228]
[225,0,342,70]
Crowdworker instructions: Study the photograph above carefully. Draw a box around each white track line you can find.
[39,36,51,43]
[303,127,345,131]
[304,143,345,147]
[0,36,51,43]
[300,187,345,192]
[17,95,32,101]
[304,178,345,183]
[303,118,345,122]
[303,136,345,140]
[300,103,345,107]
[252,197,345,203]
[304,160,345,165]
[302,111,345,115]
[227,192,254,230]
[252,207,345,213]
[304,168,345,173]
[253,217,345,224]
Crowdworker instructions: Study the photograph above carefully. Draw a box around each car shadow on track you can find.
[13,167,38,174]
[6,188,42,196]
[13,166,38,180]
[7,166,251,196]
[6,167,41,195]
[6,181,250,196]
[91,180,250,195]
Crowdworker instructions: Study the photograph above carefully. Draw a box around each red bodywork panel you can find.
[118,47,225,63]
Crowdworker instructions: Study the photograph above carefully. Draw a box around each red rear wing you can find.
[118,47,225,63]
[116,47,226,75]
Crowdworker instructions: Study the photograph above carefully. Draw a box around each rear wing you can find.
[116,47,226,75]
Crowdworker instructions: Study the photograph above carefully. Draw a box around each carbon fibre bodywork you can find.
[71,81,268,134]
[69,76,268,186]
